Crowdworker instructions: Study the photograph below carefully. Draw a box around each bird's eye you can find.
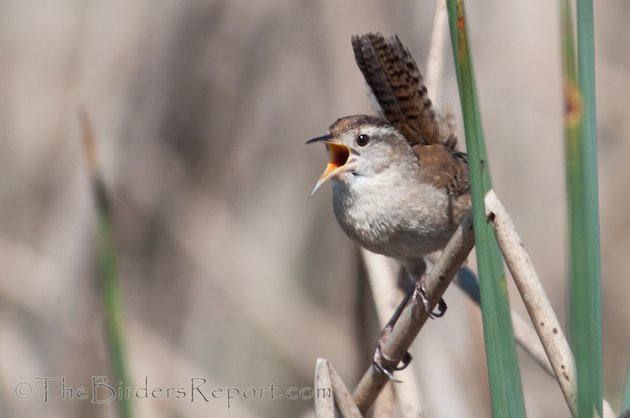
[356,134,370,147]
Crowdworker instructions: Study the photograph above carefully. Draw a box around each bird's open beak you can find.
[306,135,351,197]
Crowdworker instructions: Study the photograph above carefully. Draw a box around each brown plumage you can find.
[414,145,469,199]
[352,32,455,149]
[352,32,468,199]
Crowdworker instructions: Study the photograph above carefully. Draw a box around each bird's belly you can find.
[337,213,452,258]
[332,182,457,259]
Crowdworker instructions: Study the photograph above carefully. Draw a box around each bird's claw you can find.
[414,284,447,318]
[433,297,447,317]
[372,325,413,382]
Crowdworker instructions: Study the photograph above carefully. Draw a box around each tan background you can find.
[1,1,629,417]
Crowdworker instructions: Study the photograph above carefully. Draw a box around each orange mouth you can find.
[310,142,351,197]
[324,143,350,175]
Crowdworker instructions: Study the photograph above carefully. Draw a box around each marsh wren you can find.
[308,33,471,378]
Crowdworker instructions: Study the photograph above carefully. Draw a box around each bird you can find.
[307,33,471,379]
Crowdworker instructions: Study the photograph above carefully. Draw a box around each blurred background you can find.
[1,1,628,417]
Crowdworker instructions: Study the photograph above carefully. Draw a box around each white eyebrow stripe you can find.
[358,124,398,138]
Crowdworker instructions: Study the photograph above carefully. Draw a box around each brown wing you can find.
[413,144,469,198]
[352,33,449,147]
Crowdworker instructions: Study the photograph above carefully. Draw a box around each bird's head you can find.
[307,115,411,196]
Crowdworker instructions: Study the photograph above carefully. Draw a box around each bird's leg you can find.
[372,258,449,381]
[405,257,447,318]
[373,285,414,381]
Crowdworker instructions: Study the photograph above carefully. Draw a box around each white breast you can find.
[331,171,457,259]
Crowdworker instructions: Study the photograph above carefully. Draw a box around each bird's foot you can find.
[414,283,447,318]
[372,324,412,382]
